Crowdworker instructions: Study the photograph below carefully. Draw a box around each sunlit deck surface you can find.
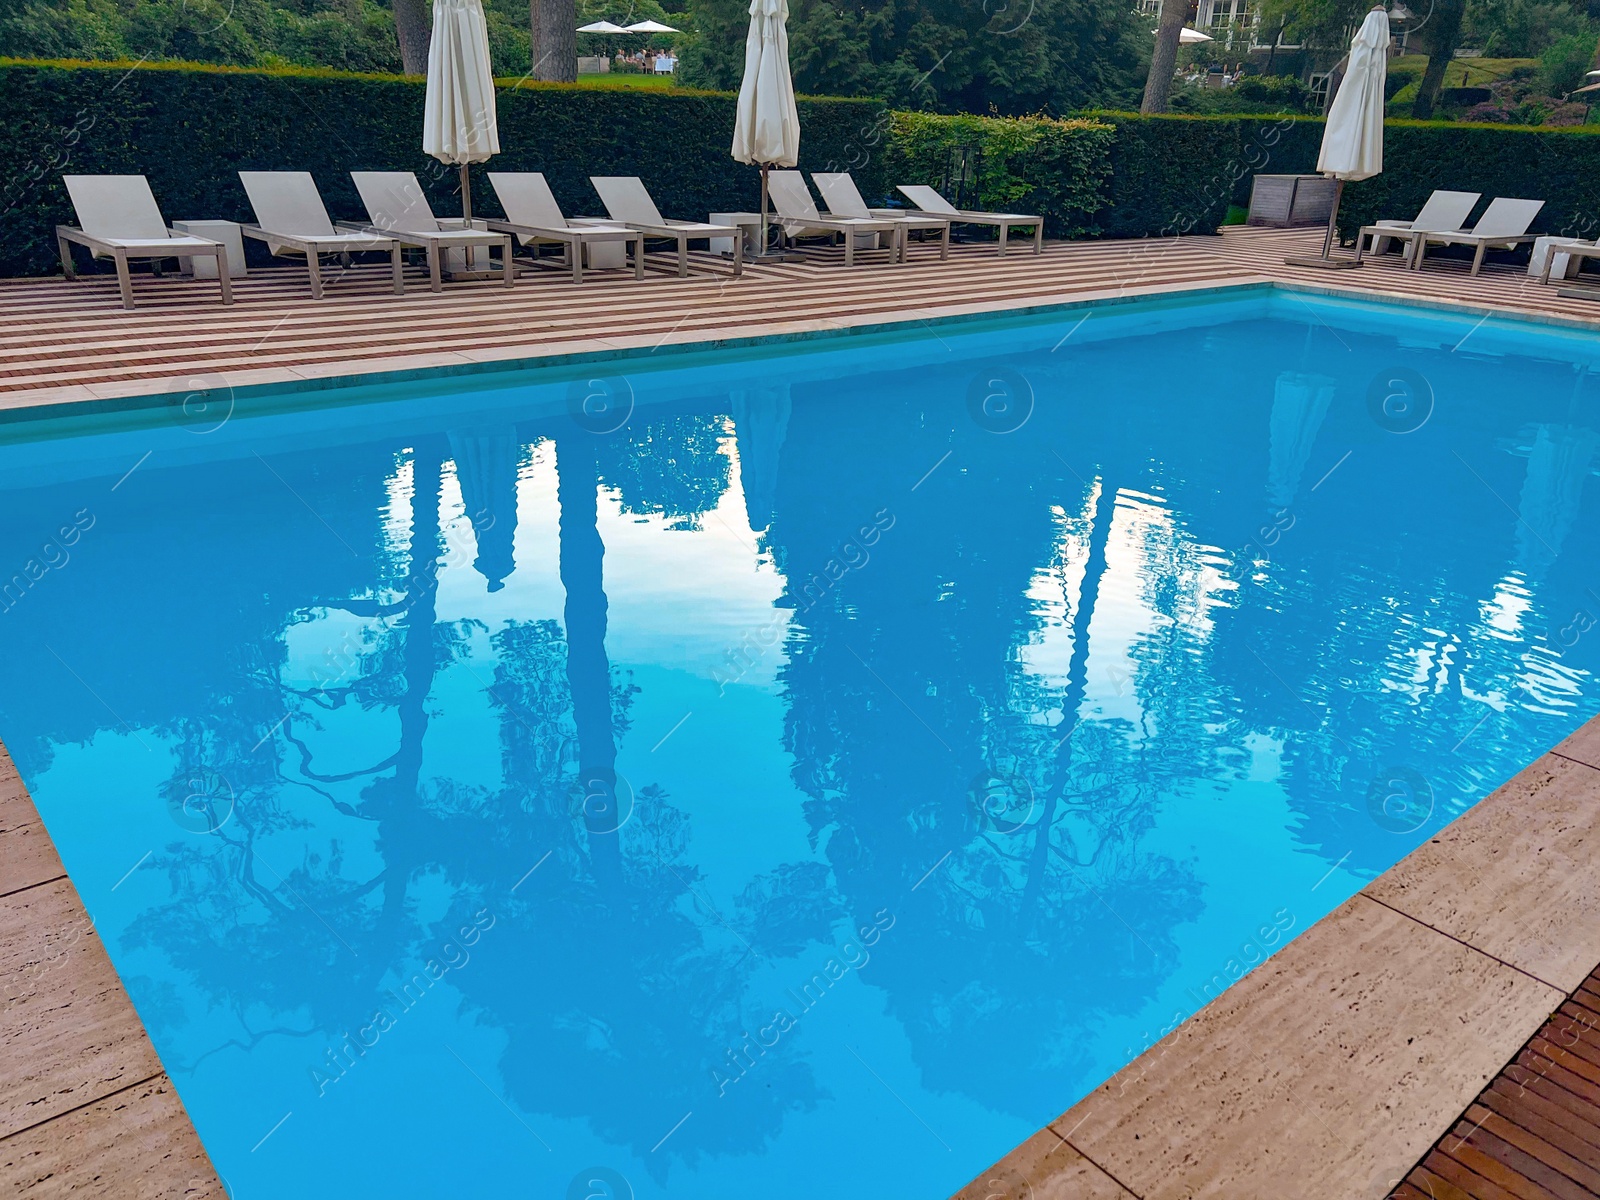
[5,224,1600,406]
[6,226,1600,1198]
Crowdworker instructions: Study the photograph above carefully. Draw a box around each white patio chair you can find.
[765,171,903,267]
[1411,197,1545,274]
[1354,189,1480,265]
[346,171,514,292]
[895,184,1043,256]
[485,173,644,284]
[588,176,743,277]
[238,171,404,299]
[56,175,232,310]
[812,171,949,261]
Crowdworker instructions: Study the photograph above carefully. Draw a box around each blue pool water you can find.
[2,288,1599,1198]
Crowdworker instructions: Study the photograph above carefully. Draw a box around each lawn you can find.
[573,71,681,88]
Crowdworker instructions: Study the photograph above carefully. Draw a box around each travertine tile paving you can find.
[0,759,221,1197]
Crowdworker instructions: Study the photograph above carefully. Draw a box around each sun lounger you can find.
[1411,197,1545,274]
[1354,190,1480,265]
[895,185,1043,255]
[765,171,903,267]
[347,171,514,292]
[238,171,403,299]
[484,173,644,284]
[56,175,232,310]
[588,176,743,277]
[812,172,949,261]
[1538,237,1600,285]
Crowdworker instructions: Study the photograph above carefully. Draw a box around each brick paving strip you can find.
[5,226,1600,1197]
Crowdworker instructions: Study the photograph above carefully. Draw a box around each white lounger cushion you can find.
[63,175,182,242]
[590,176,669,226]
[239,170,393,256]
[241,171,340,236]
[897,183,1035,221]
[897,184,961,216]
[489,172,573,230]
[1466,197,1544,239]
[1408,189,1480,232]
[351,171,445,234]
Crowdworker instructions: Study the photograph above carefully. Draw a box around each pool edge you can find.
[0,739,226,1197]
[956,719,1600,1200]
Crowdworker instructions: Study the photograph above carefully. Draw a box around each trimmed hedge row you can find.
[1338,121,1600,243]
[884,112,1114,240]
[8,59,1600,277]
[0,59,889,277]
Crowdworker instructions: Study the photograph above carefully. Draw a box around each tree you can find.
[1412,0,1468,116]
[393,0,431,73]
[1142,0,1189,113]
[529,0,576,79]
[680,0,1144,114]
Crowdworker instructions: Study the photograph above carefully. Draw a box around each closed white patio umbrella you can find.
[423,0,500,222]
[732,0,800,261]
[1287,5,1388,268]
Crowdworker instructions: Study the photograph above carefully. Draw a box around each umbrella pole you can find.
[1320,177,1342,259]
[460,162,473,222]
[760,163,770,257]
[1284,175,1363,269]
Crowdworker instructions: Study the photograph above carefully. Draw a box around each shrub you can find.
[1537,31,1596,96]
[883,111,1114,239]
[0,58,887,276]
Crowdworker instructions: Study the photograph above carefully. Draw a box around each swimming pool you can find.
[2,286,1598,1198]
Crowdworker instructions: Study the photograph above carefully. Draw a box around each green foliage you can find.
[1463,0,1596,58]
[1337,119,1600,241]
[884,111,1114,237]
[1169,73,1318,115]
[1536,29,1596,93]
[677,0,1147,115]
[1087,111,1322,237]
[0,59,886,276]
[0,0,542,74]
[1253,0,1368,53]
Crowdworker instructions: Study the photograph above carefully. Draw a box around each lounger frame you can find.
[486,220,646,283]
[239,227,404,298]
[56,225,231,310]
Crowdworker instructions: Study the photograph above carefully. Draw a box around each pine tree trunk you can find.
[393,0,431,75]
[1410,0,1465,118]
[529,0,578,82]
[1142,0,1191,114]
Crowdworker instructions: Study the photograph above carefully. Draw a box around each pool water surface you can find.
[1,289,1599,1197]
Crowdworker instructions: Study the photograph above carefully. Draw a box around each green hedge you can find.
[10,60,1600,276]
[1338,120,1600,243]
[0,59,889,277]
[882,112,1114,240]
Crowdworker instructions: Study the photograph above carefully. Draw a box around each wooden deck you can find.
[4,225,1600,407]
[7,225,1600,1198]
[1397,962,1600,1200]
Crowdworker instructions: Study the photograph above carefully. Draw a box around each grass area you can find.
[573,71,680,88]
[1224,204,1248,226]
[1388,54,1537,88]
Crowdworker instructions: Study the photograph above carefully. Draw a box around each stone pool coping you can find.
[955,717,1600,1200]
[8,269,1600,431]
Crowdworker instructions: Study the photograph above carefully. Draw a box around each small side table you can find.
[171,219,248,279]
[709,212,763,257]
